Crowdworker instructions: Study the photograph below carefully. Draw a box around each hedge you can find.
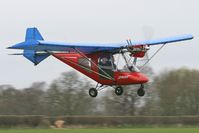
[47,116,199,126]
[0,115,199,127]
[0,115,43,128]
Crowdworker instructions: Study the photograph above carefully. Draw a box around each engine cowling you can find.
[128,45,149,58]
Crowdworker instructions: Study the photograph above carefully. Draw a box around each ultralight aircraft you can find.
[8,28,193,97]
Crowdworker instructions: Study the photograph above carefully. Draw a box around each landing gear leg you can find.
[115,86,123,96]
[137,84,145,97]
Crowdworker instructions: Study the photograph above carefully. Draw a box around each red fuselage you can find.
[53,53,148,86]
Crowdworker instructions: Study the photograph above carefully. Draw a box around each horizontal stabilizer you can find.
[8,53,23,55]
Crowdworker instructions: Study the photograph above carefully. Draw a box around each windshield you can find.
[113,53,140,72]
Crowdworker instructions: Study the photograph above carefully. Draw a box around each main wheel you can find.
[137,88,145,96]
[115,86,123,96]
[89,88,98,97]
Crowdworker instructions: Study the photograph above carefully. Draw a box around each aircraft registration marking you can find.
[118,75,129,79]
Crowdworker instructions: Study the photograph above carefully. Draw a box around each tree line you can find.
[0,68,199,116]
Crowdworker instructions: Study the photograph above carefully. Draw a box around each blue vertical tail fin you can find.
[23,28,49,65]
[25,27,44,41]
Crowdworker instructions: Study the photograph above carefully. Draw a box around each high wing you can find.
[8,27,193,53]
[8,27,193,65]
[29,34,194,52]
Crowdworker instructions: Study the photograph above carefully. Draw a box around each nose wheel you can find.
[137,84,145,97]
[115,86,123,96]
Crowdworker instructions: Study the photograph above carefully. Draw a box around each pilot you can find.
[99,57,112,69]
[99,55,116,78]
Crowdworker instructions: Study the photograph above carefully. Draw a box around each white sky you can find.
[0,0,198,88]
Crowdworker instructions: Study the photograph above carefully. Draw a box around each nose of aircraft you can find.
[138,73,149,83]
[130,72,149,84]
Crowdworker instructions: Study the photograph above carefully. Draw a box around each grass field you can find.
[0,128,199,133]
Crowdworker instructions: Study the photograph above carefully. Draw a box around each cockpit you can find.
[98,53,140,73]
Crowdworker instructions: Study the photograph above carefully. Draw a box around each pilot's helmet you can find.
[101,57,108,63]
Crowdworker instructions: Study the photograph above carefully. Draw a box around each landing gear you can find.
[137,84,145,97]
[115,86,123,96]
[89,88,98,97]
[88,84,124,97]
[89,83,104,98]
[89,84,146,97]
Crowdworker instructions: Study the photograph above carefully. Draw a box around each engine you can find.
[128,45,150,58]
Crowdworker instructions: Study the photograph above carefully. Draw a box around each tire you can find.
[89,88,98,97]
[137,88,145,97]
[115,86,123,96]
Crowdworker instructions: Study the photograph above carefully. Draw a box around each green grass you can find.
[0,128,199,133]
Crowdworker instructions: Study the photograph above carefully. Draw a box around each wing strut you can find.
[140,43,166,70]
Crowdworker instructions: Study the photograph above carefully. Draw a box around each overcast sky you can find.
[0,0,198,88]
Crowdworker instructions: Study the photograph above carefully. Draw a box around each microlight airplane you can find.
[8,28,193,97]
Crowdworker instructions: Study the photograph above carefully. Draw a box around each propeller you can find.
[125,26,154,66]
[139,26,167,71]
[139,26,155,67]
